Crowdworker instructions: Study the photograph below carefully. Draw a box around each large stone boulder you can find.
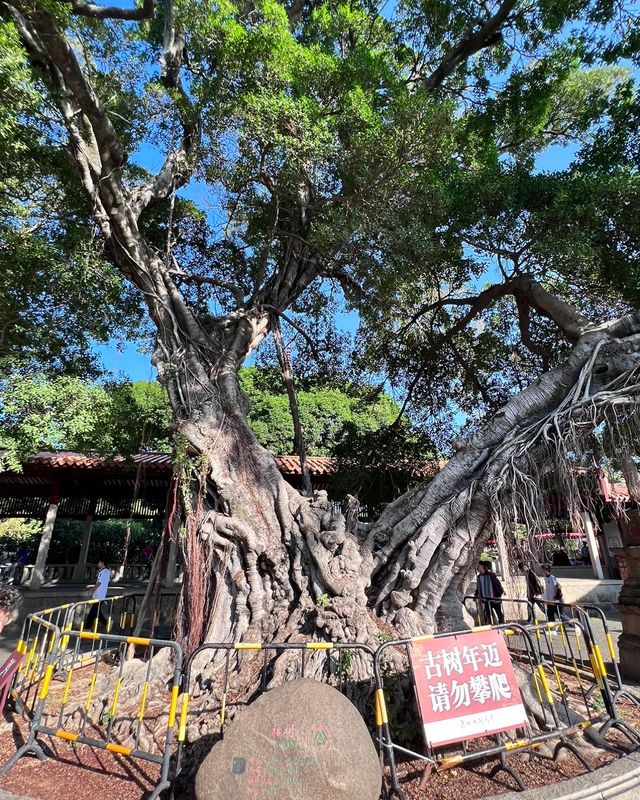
[195,678,381,800]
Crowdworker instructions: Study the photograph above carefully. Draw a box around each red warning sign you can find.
[409,629,527,747]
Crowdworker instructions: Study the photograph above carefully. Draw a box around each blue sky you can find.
[97,137,580,383]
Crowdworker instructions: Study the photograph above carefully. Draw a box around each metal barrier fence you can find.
[4,602,640,800]
[464,595,640,710]
[373,619,638,800]
[12,595,135,719]
[3,622,182,800]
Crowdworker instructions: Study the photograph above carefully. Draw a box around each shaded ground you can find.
[0,603,637,800]
[0,713,160,800]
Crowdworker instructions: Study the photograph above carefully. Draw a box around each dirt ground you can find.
[1,661,638,800]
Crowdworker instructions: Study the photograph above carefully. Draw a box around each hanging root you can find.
[490,348,640,557]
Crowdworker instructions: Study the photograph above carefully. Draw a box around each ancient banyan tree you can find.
[2,0,639,675]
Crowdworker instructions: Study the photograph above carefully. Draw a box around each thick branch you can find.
[403,277,591,343]
[515,277,590,342]
[66,0,155,19]
[170,269,245,307]
[424,0,518,91]
[393,277,592,427]
[20,2,125,172]
[515,294,551,363]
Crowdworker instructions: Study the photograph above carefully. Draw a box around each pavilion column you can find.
[29,491,60,590]
[581,510,604,580]
[72,503,96,583]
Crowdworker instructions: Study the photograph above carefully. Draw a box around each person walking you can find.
[85,558,110,630]
[475,561,505,625]
[519,562,544,623]
[542,565,568,622]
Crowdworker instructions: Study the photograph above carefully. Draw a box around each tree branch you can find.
[8,0,210,360]
[424,0,518,91]
[392,276,592,426]
[272,317,313,495]
[17,1,125,173]
[169,269,245,307]
[66,0,156,20]
[263,305,320,359]
[131,0,201,216]
[399,281,516,335]
[515,277,590,342]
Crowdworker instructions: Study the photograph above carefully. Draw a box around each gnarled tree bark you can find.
[7,0,640,676]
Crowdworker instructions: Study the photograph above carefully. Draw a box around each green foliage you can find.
[239,366,415,456]
[0,518,160,564]
[0,376,172,468]
[0,368,415,464]
[316,593,330,608]
[0,22,143,378]
[0,518,40,548]
[339,648,354,675]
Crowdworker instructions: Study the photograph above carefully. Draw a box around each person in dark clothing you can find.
[519,562,544,623]
[6,544,30,585]
[474,561,505,625]
[580,541,591,565]
[552,547,570,567]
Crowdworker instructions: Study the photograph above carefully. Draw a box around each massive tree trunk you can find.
[158,315,640,657]
[155,333,380,660]
[9,0,640,669]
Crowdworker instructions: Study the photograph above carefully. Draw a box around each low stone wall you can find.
[489,752,640,800]
[560,578,623,610]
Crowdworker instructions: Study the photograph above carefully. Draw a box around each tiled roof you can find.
[274,456,338,476]
[6,451,442,479]
[27,451,173,471]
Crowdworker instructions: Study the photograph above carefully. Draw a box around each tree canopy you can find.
[1,0,638,413]
[0,369,422,464]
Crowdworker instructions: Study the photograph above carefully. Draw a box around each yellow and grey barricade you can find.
[113,591,177,639]
[1,625,183,800]
[506,607,640,748]
[11,594,134,715]
[175,640,377,787]
[54,594,136,676]
[374,622,597,800]
[119,594,137,632]
[571,602,640,708]
[12,611,65,719]
[537,602,640,743]
[463,594,535,626]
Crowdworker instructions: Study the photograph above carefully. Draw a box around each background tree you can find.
[0,369,417,463]
[1,0,639,660]
[0,376,172,467]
